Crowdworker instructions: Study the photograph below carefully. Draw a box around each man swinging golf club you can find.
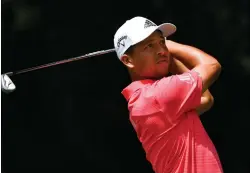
[1,15,223,173]
[114,16,223,173]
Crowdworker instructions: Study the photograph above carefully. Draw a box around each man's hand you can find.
[1,74,16,93]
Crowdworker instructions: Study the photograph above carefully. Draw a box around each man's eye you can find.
[147,43,153,48]
[144,43,153,50]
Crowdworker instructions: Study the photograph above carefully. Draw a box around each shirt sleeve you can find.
[154,70,202,121]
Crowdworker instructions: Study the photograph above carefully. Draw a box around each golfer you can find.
[114,16,223,173]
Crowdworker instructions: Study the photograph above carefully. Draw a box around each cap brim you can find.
[130,23,177,48]
[157,23,177,37]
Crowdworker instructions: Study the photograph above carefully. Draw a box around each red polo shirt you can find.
[122,71,223,173]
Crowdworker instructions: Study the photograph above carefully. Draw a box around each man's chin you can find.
[158,69,170,77]
[166,72,172,77]
[154,72,169,79]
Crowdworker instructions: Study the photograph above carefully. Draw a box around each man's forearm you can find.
[166,40,221,93]
[169,57,189,74]
[167,40,219,69]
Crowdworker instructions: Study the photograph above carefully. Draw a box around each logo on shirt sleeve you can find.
[177,73,194,84]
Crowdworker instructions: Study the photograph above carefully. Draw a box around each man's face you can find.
[123,31,171,79]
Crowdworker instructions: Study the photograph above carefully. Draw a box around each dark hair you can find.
[124,45,134,56]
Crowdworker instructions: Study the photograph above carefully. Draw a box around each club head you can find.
[1,74,16,93]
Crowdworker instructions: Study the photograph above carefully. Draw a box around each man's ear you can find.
[121,54,134,68]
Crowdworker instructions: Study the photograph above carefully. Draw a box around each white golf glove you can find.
[1,74,16,93]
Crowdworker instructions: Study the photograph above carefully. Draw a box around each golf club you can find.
[3,48,116,77]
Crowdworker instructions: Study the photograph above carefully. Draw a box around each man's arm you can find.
[170,57,214,115]
[166,40,221,93]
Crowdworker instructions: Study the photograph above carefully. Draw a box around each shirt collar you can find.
[121,79,154,101]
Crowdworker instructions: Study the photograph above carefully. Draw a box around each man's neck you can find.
[128,70,145,82]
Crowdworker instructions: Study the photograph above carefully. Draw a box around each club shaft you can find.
[4,48,115,77]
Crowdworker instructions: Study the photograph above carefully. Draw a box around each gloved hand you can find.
[1,74,16,93]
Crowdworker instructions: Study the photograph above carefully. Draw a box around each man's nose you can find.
[157,47,167,56]
[156,42,169,56]
[158,51,165,56]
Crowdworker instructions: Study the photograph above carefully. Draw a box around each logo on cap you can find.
[117,35,127,48]
[144,19,157,28]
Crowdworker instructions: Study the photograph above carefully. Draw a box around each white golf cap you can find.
[114,16,177,60]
